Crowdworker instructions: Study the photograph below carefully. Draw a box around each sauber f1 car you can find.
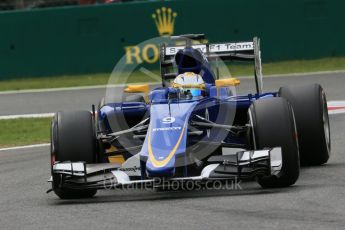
[48,34,331,199]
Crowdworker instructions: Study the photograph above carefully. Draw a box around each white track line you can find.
[0,143,50,152]
[329,109,345,115]
[328,101,345,107]
[0,113,55,120]
[0,70,344,95]
[0,82,158,95]
[251,70,345,78]
[328,100,345,115]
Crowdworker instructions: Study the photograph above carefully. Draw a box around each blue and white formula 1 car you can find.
[48,34,330,199]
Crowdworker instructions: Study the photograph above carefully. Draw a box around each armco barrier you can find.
[0,0,344,79]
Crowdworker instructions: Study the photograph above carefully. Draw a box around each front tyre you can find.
[249,97,300,188]
[51,111,97,199]
[279,84,330,165]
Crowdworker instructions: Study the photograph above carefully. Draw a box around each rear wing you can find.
[160,36,263,93]
[164,42,254,59]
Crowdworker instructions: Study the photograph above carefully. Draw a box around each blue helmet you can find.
[174,47,215,84]
[175,47,204,75]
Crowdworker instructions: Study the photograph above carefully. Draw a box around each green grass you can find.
[0,118,51,147]
[230,57,345,76]
[0,57,344,92]
[0,73,111,91]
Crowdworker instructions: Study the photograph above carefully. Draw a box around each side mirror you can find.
[215,78,240,87]
[124,84,149,102]
[124,84,149,94]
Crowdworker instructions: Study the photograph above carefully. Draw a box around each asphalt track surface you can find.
[0,72,344,115]
[0,73,345,230]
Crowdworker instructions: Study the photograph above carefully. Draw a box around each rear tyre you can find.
[51,111,97,199]
[249,97,300,188]
[279,84,330,165]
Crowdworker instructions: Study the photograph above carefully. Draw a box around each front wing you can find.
[49,148,282,190]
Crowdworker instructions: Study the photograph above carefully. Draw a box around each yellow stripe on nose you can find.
[148,127,185,168]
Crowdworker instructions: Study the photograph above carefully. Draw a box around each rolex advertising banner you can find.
[0,0,344,79]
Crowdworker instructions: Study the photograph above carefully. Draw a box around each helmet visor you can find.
[186,88,203,97]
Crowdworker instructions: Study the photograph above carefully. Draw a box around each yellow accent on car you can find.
[106,146,125,164]
[124,84,149,94]
[171,82,206,89]
[215,78,241,87]
[124,84,150,102]
[183,72,197,77]
[106,145,118,152]
[148,127,185,168]
[108,155,125,164]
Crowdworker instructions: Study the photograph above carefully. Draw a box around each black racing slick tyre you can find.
[279,84,330,166]
[249,97,300,188]
[51,111,97,199]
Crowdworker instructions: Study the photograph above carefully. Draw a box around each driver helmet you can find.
[172,72,205,97]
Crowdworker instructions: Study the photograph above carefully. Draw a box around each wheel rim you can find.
[322,94,331,154]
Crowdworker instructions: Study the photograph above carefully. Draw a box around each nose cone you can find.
[144,124,185,178]
[146,156,176,178]
[139,102,198,178]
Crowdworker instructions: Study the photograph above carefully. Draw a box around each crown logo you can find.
[152,7,177,36]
